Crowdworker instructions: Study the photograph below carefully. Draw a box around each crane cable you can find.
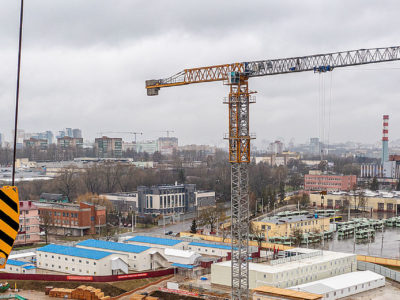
[11,0,24,186]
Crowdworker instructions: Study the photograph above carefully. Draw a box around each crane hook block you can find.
[0,186,20,269]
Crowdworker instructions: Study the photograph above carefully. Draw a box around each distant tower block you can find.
[382,115,389,164]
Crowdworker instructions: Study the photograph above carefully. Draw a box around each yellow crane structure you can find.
[146,46,400,299]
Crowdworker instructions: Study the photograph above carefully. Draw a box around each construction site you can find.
[1,1,400,300]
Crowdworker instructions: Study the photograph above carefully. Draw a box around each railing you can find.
[358,261,400,282]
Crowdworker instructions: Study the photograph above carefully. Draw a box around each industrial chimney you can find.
[382,115,389,164]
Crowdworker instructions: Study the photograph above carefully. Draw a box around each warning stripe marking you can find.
[0,190,18,213]
[0,210,19,232]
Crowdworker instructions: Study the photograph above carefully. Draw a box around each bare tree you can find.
[39,210,55,244]
[291,228,303,247]
[250,223,265,249]
[198,206,225,233]
[55,168,78,201]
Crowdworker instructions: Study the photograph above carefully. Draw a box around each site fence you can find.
[0,268,175,282]
[357,261,400,283]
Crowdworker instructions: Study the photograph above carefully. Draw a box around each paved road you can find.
[119,219,193,237]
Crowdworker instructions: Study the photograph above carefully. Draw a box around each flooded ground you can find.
[318,227,400,259]
[308,212,400,259]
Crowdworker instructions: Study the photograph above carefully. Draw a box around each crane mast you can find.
[146,45,400,299]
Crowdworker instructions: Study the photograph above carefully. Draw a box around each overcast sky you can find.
[1,0,400,149]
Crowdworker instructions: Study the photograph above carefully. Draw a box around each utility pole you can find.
[261,198,264,214]
[380,224,384,257]
[131,212,134,233]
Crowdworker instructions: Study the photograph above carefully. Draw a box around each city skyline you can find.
[1,2,400,146]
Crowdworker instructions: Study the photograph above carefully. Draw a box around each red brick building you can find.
[36,202,106,237]
[304,171,357,192]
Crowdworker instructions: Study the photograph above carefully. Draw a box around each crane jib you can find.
[146,46,400,92]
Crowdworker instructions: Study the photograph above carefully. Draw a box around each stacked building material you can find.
[50,285,109,300]
[49,288,74,298]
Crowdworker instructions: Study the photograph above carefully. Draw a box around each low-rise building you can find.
[36,202,106,236]
[15,201,41,245]
[252,214,330,239]
[290,271,385,300]
[195,191,216,209]
[304,171,356,192]
[100,192,138,213]
[211,248,357,289]
[187,242,233,258]
[2,259,36,274]
[39,193,69,203]
[76,239,168,271]
[309,191,400,213]
[36,244,128,275]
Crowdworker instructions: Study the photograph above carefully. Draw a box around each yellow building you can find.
[252,214,330,238]
[309,192,400,213]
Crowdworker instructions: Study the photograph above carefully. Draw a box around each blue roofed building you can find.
[126,235,187,250]
[76,239,169,271]
[36,244,129,275]
[187,241,253,258]
[4,259,36,274]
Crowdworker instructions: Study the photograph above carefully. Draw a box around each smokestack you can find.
[382,115,389,164]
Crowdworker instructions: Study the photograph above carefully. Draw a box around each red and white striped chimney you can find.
[382,115,389,163]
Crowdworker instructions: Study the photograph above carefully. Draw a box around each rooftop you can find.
[171,263,194,269]
[37,244,113,260]
[189,242,232,251]
[290,271,384,294]
[77,239,150,254]
[164,248,200,258]
[214,249,355,273]
[253,285,322,300]
[6,259,28,266]
[127,235,183,246]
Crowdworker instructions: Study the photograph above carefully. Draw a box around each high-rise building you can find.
[268,140,284,154]
[158,137,178,155]
[38,131,54,144]
[72,128,82,139]
[95,136,122,158]
[0,133,3,147]
[57,136,83,149]
[310,137,320,155]
[23,138,49,150]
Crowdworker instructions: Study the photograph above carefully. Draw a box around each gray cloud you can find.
[1,0,400,148]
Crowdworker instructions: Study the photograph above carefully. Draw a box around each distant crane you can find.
[160,130,175,138]
[146,46,400,299]
[97,131,143,143]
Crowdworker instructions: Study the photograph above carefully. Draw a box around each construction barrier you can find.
[0,268,175,282]
[357,255,400,267]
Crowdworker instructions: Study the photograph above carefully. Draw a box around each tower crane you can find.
[97,131,143,143]
[146,46,400,299]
